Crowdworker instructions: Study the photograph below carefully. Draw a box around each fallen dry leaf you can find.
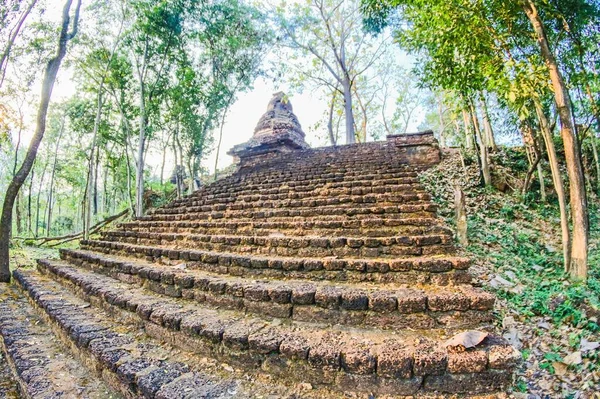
[563,351,583,366]
[444,330,488,349]
[553,361,568,376]
[580,338,600,352]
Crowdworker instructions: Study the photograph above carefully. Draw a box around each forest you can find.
[0,0,599,397]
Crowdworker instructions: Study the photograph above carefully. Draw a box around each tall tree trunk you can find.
[27,167,34,235]
[0,0,80,283]
[470,101,491,186]
[479,92,497,151]
[213,105,230,181]
[93,150,100,215]
[15,191,23,235]
[187,157,194,196]
[535,100,571,272]
[35,161,48,238]
[524,1,588,280]
[46,117,65,236]
[124,147,135,215]
[343,79,355,144]
[591,135,600,190]
[462,109,474,150]
[160,143,168,185]
[437,95,446,148]
[136,81,146,217]
[328,91,338,145]
[521,121,541,197]
[537,163,547,201]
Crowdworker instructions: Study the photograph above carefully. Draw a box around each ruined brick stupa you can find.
[228,91,310,166]
[0,92,518,398]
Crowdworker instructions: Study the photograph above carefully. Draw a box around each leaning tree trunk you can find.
[535,100,571,272]
[0,0,81,283]
[524,0,588,280]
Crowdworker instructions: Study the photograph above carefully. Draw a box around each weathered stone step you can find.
[150,199,436,221]
[168,179,427,204]
[155,191,431,216]
[194,167,420,192]
[117,216,440,233]
[100,230,454,259]
[118,216,446,236]
[139,203,438,224]
[0,284,121,399]
[117,224,452,240]
[52,252,494,329]
[11,270,248,399]
[22,266,518,396]
[80,240,473,285]
[165,170,423,208]
[202,180,425,200]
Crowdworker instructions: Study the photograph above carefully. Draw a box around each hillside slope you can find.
[421,149,600,398]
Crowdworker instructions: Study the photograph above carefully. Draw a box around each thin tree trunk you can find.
[470,101,491,186]
[46,117,65,236]
[136,81,146,217]
[124,147,134,214]
[537,163,547,201]
[84,89,105,238]
[524,0,588,280]
[0,0,80,283]
[35,161,48,238]
[213,104,230,181]
[328,90,338,146]
[437,95,446,148]
[12,110,23,175]
[93,149,100,215]
[160,143,168,185]
[27,166,34,235]
[15,191,23,235]
[535,100,571,272]
[343,80,355,144]
[462,109,474,150]
[521,121,540,197]
[479,92,497,151]
[590,135,600,190]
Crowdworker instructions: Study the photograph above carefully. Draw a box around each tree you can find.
[0,0,82,283]
[523,0,588,279]
[274,0,387,144]
[361,0,594,280]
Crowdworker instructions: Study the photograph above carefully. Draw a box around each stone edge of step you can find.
[10,269,243,399]
[30,259,519,394]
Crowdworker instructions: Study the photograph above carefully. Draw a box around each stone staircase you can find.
[0,93,518,398]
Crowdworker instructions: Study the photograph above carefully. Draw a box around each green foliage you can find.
[421,149,600,336]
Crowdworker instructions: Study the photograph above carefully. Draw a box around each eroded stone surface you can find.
[1,126,518,397]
